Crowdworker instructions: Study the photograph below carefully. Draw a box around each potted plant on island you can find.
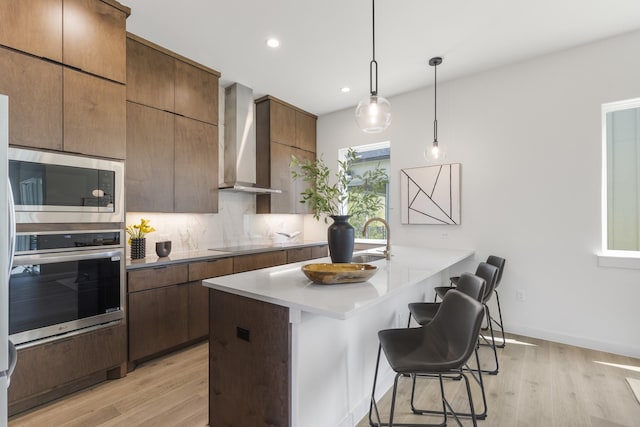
[290,148,388,263]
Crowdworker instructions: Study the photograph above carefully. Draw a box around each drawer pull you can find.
[152,265,168,270]
[236,327,250,342]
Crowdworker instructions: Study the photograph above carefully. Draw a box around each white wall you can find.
[316,30,640,358]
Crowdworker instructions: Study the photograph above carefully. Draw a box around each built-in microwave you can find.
[8,147,124,224]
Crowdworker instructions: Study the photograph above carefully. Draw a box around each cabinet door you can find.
[62,0,127,83]
[265,142,295,214]
[0,0,62,62]
[175,60,218,125]
[209,289,290,427]
[174,116,218,213]
[0,47,63,151]
[188,281,209,340]
[126,37,175,112]
[295,110,316,152]
[126,103,175,212]
[63,69,126,159]
[128,284,189,361]
[269,100,296,146]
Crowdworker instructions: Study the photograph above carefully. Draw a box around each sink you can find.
[351,253,387,263]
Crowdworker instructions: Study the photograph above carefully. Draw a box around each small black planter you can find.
[327,215,354,263]
[130,237,146,260]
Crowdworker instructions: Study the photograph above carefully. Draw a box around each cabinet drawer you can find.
[310,245,328,259]
[9,324,126,405]
[189,257,233,281]
[233,251,287,273]
[286,247,312,263]
[128,264,188,292]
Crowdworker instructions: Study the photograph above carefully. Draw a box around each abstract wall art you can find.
[400,163,461,225]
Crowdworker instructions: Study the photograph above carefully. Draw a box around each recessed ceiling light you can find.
[266,38,280,48]
[341,87,351,93]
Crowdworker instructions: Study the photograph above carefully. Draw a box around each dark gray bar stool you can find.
[434,261,502,374]
[407,273,488,420]
[369,290,485,427]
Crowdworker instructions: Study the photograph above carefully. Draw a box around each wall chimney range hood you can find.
[219,83,281,194]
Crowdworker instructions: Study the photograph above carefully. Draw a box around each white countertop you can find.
[203,246,474,319]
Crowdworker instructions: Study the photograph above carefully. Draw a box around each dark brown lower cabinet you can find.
[209,289,290,427]
[127,257,234,364]
[187,280,210,341]
[8,324,127,416]
[128,284,189,362]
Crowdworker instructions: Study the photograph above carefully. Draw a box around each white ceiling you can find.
[126,0,640,116]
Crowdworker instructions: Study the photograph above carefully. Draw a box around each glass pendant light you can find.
[424,57,446,162]
[355,0,391,133]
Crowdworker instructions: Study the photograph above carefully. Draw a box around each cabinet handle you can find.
[152,266,168,270]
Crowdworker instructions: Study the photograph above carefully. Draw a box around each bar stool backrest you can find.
[455,272,486,302]
[429,290,485,366]
[486,255,506,289]
[475,262,499,303]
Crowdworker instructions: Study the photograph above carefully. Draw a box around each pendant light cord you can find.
[369,0,378,96]
[433,60,438,144]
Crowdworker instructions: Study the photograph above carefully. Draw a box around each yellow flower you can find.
[126,218,156,242]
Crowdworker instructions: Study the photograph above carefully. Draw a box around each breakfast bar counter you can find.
[203,246,474,427]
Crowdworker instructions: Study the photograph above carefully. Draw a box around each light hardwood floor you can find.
[8,334,640,427]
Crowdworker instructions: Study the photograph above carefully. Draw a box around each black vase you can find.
[327,215,354,263]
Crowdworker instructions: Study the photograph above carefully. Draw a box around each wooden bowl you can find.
[301,263,378,285]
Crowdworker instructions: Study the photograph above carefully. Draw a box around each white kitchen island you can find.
[203,245,474,427]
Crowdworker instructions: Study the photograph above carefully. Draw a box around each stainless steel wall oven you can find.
[9,230,125,346]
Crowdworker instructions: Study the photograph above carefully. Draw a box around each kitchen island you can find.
[203,245,474,427]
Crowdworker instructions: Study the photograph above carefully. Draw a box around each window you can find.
[602,98,640,254]
[339,142,390,239]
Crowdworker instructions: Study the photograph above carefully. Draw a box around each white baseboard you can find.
[508,323,640,358]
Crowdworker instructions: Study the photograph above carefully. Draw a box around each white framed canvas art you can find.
[400,163,461,225]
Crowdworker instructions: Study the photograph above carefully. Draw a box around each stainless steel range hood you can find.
[219,83,281,194]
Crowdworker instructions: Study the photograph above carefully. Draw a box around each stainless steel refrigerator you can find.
[1,94,17,426]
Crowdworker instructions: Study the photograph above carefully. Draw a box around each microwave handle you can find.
[7,178,16,280]
[11,248,124,266]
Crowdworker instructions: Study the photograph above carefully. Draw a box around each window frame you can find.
[599,97,640,268]
[338,141,390,242]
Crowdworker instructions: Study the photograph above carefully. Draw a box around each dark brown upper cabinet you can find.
[126,36,175,112]
[0,47,63,151]
[126,102,175,213]
[174,116,218,213]
[63,68,126,159]
[62,0,129,83]
[255,96,317,214]
[126,33,220,125]
[0,0,63,62]
[0,0,129,83]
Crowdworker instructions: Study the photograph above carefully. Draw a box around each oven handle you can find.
[11,248,124,266]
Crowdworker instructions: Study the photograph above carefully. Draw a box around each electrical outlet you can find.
[516,290,526,302]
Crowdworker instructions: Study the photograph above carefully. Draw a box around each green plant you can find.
[290,148,388,222]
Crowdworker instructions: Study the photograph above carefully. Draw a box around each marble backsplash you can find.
[126,191,325,257]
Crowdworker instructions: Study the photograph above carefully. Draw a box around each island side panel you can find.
[209,288,291,427]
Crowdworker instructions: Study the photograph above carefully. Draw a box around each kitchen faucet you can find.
[362,217,391,259]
